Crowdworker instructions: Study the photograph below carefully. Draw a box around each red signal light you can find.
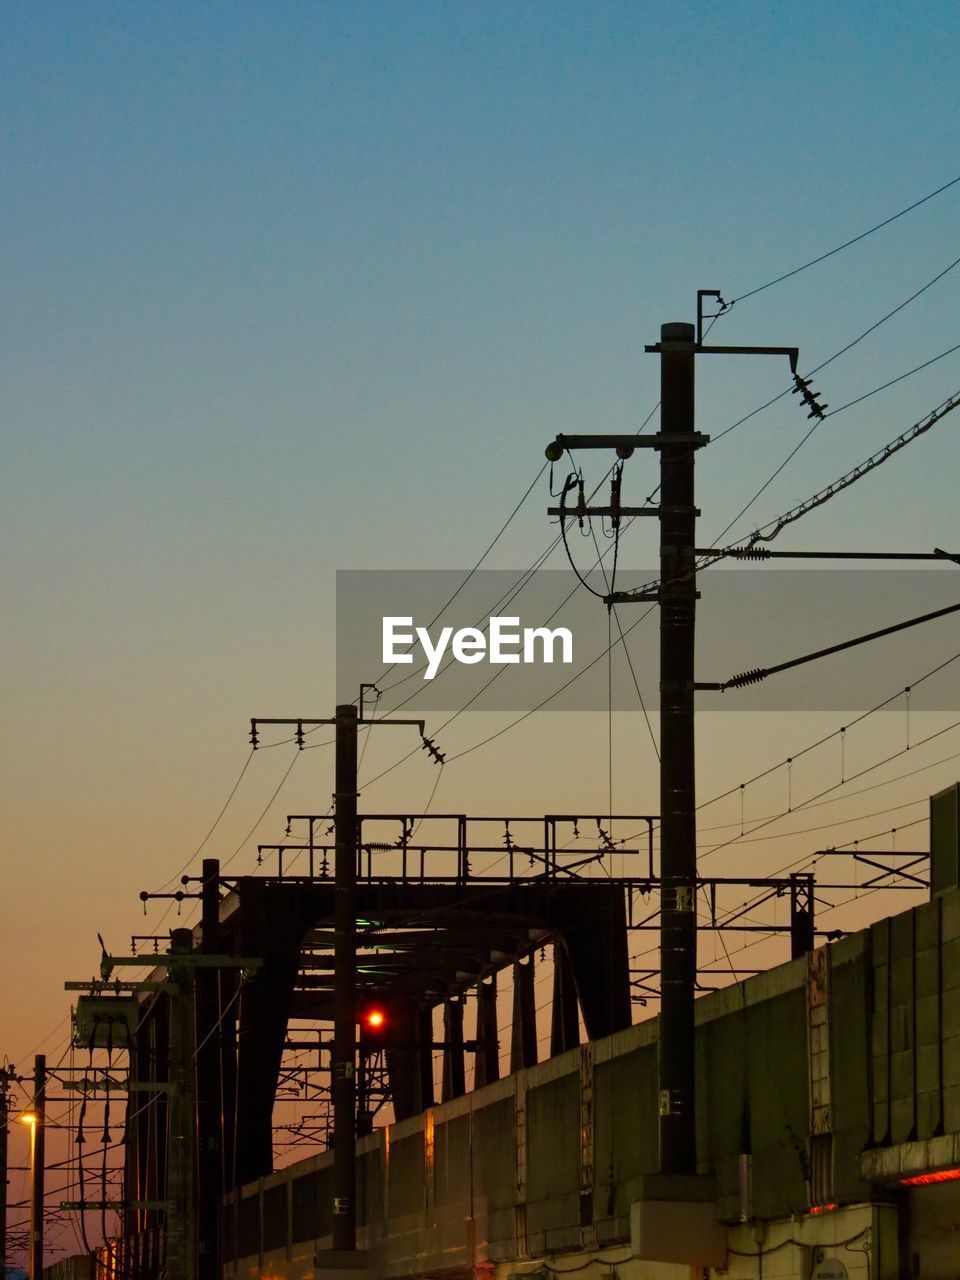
[359,1004,388,1036]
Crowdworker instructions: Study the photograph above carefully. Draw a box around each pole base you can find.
[630,1178,726,1267]
[314,1247,371,1279]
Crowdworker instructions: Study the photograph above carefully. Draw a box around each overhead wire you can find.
[703,249,960,552]
[823,340,960,419]
[374,411,659,711]
[694,739,960,831]
[740,388,960,547]
[356,178,958,783]
[367,256,960,776]
[371,462,549,696]
[138,470,553,908]
[728,172,960,305]
[146,748,302,933]
[713,340,960,548]
[151,748,256,893]
[712,250,960,446]
[619,651,960,973]
[52,182,960,1127]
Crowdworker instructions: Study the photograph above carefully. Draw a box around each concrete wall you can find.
[223,884,960,1280]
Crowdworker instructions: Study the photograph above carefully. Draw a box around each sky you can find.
[3,0,960,1259]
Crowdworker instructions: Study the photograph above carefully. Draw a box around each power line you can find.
[370,463,548,696]
[147,749,302,933]
[691,795,926,846]
[696,740,960,832]
[152,748,256,893]
[375,415,658,710]
[729,173,960,305]
[443,605,658,765]
[609,646,960,859]
[703,600,960,694]
[697,714,960,866]
[739,388,960,547]
[808,255,960,379]
[587,516,659,764]
[824,341,960,419]
[712,342,960,546]
[713,252,960,446]
[141,457,542,902]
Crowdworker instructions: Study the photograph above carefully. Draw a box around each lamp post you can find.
[21,1053,45,1280]
[19,1111,38,1280]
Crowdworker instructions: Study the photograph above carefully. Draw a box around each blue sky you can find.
[3,0,960,1146]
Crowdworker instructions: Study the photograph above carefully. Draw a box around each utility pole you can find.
[166,929,197,1280]
[545,297,799,1178]
[250,702,433,1258]
[195,859,222,1280]
[63,944,260,1280]
[654,322,699,1172]
[29,1055,45,1280]
[0,1064,10,1280]
[332,703,359,1252]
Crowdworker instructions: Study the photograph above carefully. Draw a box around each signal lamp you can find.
[358,1001,391,1041]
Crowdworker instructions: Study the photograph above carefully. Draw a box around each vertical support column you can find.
[657,320,699,1174]
[166,930,197,1280]
[790,873,815,959]
[127,1005,163,1245]
[332,704,359,1251]
[474,977,500,1087]
[219,967,238,1190]
[579,1043,596,1246]
[514,1074,528,1260]
[441,999,465,1101]
[510,957,538,1073]
[378,995,449,1120]
[356,1043,372,1138]
[196,858,222,1280]
[550,943,580,1057]
[807,947,833,1204]
[418,1007,436,1111]
[29,1056,45,1280]
[0,1066,9,1280]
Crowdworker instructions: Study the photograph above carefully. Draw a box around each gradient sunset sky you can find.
[3,0,960,1250]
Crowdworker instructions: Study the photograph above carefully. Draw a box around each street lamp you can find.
[20,1056,45,1280]
[19,1110,38,1280]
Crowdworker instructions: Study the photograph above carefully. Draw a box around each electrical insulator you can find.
[609,466,623,529]
[724,667,767,690]
[791,373,828,421]
[730,546,770,560]
[421,736,446,765]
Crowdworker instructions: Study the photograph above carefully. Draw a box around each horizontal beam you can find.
[695,548,960,561]
[546,432,709,454]
[548,506,657,518]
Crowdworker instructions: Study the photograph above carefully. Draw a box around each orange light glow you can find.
[18,1111,38,1126]
[365,1009,385,1029]
[809,1202,837,1214]
[899,1168,960,1187]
